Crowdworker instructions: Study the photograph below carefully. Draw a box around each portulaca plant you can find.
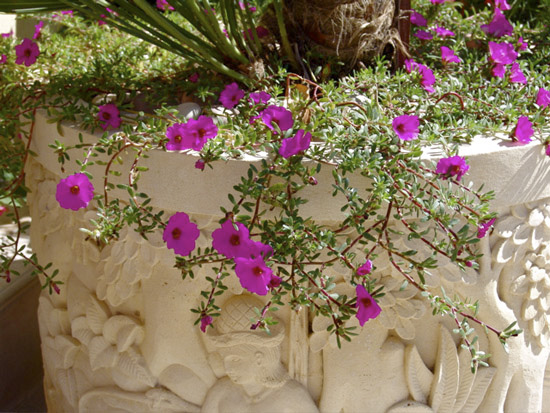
[2,0,549,371]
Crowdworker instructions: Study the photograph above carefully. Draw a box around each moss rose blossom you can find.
[56,173,94,211]
[234,256,273,296]
[355,285,381,326]
[392,114,420,141]
[97,103,121,130]
[219,82,245,109]
[261,105,294,133]
[15,38,40,67]
[163,212,200,256]
[435,156,469,180]
[279,129,312,158]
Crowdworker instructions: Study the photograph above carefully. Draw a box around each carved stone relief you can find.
[26,155,550,412]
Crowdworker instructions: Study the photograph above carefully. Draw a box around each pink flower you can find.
[492,63,506,78]
[536,88,550,108]
[15,38,40,67]
[514,116,534,144]
[509,62,526,84]
[165,123,187,151]
[1,30,13,38]
[477,218,496,238]
[234,256,273,296]
[219,82,245,109]
[250,91,271,105]
[163,212,200,256]
[212,220,253,258]
[414,30,433,40]
[183,116,218,151]
[357,259,373,276]
[200,315,213,333]
[435,156,469,180]
[494,0,511,10]
[239,1,256,12]
[430,0,447,3]
[0,206,7,217]
[392,114,420,141]
[249,240,273,259]
[195,159,206,170]
[261,105,294,133]
[55,173,94,211]
[517,37,528,51]
[156,0,174,11]
[244,26,270,41]
[279,129,312,158]
[410,11,427,27]
[441,46,461,64]
[546,144,550,157]
[405,59,435,93]
[355,285,381,326]
[269,274,282,289]
[189,72,199,83]
[33,21,44,40]
[0,54,6,64]
[97,103,121,130]
[481,8,514,38]
[434,26,455,37]
[489,41,517,64]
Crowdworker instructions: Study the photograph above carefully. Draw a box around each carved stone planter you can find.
[28,111,550,412]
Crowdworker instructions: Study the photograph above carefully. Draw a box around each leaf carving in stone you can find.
[88,336,118,371]
[53,335,81,369]
[86,296,111,335]
[71,316,95,347]
[114,347,157,389]
[102,315,144,351]
[405,345,434,404]
[458,366,496,413]
[55,368,79,409]
[429,326,459,413]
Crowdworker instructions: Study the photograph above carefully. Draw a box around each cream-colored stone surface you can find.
[28,111,550,412]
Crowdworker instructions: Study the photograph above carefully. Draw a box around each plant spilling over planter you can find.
[1,0,550,372]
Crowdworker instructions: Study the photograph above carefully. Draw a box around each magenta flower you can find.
[1,30,13,38]
[509,62,526,84]
[250,91,271,105]
[536,88,550,108]
[481,8,514,38]
[163,212,200,256]
[56,173,94,211]
[189,72,199,83]
[0,54,6,64]
[430,0,447,3]
[279,129,312,158]
[234,256,273,296]
[489,41,518,64]
[195,159,206,170]
[405,59,435,93]
[414,30,433,40]
[0,205,7,217]
[165,123,187,151]
[239,1,256,12]
[182,115,218,151]
[200,315,213,333]
[212,220,253,258]
[434,26,455,37]
[357,259,373,276]
[355,285,381,326]
[156,0,174,11]
[494,0,511,10]
[261,105,294,133]
[517,37,528,51]
[244,26,270,41]
[477,218,496,238]
[33,21,44,40]
[97,103,121,130]
[435,156,469,180]
[492,63,506,78]
[546,144,550,157]
[514,116,534,144]
[249,240,273,259]
[410,11,427,27]
[392,115,420,141]
[219,82,245,109]
[269,274,282,289]
[441,46,461,64]
[15,38,40,67]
